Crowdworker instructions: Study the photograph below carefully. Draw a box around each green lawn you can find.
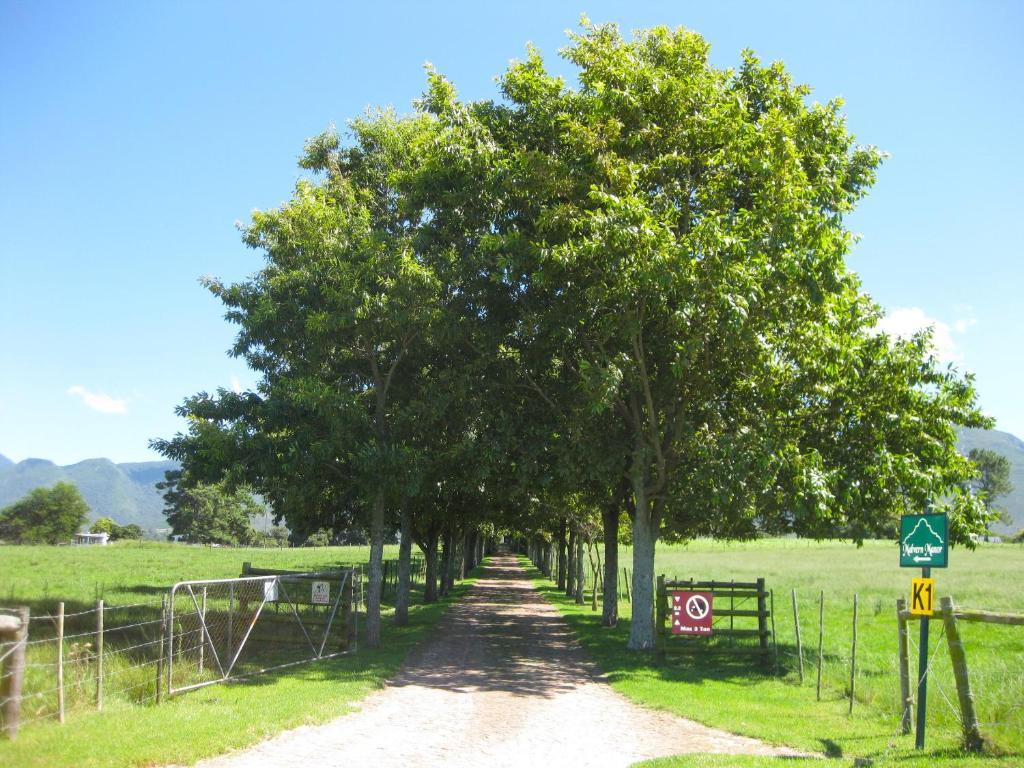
[536,538,1024,767]
[0,541,456,767]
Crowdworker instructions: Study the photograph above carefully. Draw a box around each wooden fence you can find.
[655,576,771,663]
[897,596,1024,752]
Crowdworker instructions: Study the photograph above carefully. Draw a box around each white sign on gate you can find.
[264,580,279,601]
[311,581,330,605]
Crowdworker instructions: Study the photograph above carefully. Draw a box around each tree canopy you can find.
[156,20,994,651]
[0,482,90,544]
[157,470,262,546]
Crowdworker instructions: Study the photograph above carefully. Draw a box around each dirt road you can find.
[186,556,800,767]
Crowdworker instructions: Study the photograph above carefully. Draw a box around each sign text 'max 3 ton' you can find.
[671,591,713,635]
[899,513,948,568]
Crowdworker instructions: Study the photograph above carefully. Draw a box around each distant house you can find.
[72,532,109,546]
[968,533,1004,544]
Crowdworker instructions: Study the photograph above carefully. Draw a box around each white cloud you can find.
[874,306,974,365]
[67,385,128,415]
[230,375,243,394]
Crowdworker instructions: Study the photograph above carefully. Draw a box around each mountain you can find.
[0,454,13,469]
[0,456,178,533]
[957,428,1024,534]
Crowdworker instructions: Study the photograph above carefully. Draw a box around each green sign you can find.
[900,513,948,568]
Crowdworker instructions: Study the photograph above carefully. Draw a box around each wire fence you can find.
[1,566,363,738]
[1,597,168,734]
[166,571,357,696]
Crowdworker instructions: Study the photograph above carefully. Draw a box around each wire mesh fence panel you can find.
[167,571,356,696]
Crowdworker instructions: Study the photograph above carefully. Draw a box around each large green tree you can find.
[157,113,445,646]
[0,482,90,544]
[422,21,992,648]
[157,470,262,546]
[968,447,1014,525]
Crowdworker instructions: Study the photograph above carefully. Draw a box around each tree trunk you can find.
[556,520,567,590]
[423,525,440,603]
[459,531,470,578]
[602,505,619,627]
[395,501,413,626]
[365,492,386,648]
[439,529,453,597]
[566,527,577,597]
[574,530,585,605]
[628,484,658,650]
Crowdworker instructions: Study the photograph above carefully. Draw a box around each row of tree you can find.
[154,22,998,650]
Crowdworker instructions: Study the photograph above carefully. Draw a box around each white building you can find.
[72,532,109,545]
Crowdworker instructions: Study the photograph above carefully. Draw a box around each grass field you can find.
[537,538,1024,767]
[0,541,453,767]
[0,540,400,609]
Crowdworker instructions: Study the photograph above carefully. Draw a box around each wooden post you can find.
[897,598,912,734]
[756,578,769,662]
[770,589,779,675]
[95,599,104,711]
[729,579,735,643]
[848,593,858,714]
[156,596,166,704]
[791,589,804,683]
[940,596,983,752]
[816,590,824,701]
[0,607,29,740]
[56,602,65,724]
[656,575,666,655]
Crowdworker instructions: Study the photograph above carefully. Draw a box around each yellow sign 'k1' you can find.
[910,577,935,616]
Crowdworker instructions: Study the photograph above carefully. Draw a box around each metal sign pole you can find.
[915,564,930,749]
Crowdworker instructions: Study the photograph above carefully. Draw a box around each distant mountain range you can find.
[0,455,179,533]
[1,426,1021,536]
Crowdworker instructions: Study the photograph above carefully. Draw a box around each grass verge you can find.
[0,572,475,767]
[527,559,1021,768]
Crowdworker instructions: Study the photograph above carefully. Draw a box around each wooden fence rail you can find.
[897,598,1024,752]
[655,576,771,663]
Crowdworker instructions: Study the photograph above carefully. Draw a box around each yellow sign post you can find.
[910,577,935,616]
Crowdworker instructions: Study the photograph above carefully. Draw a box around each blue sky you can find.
[1,1,1021,465]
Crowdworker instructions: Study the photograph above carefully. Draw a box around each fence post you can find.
[940,596,983,752]
[792,589,804,683]
[757,578,769,662]
[0,607,29,740]
[199,587,207,675]
[816,590,824,701]
[770,589,779,675]
[655,575,666,657]
[897,598,912,733]
[56,602,65,724]
[95,599,104,711]
[849,593,858,714]
[156,596,166,704]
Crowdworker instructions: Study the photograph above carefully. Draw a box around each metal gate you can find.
[166,569,356,696]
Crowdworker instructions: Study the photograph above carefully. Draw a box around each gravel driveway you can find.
[184,556,800,767]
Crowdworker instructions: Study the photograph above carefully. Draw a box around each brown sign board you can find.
[671,590,713,635]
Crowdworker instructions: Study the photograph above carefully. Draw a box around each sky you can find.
[1,1,1022,466]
